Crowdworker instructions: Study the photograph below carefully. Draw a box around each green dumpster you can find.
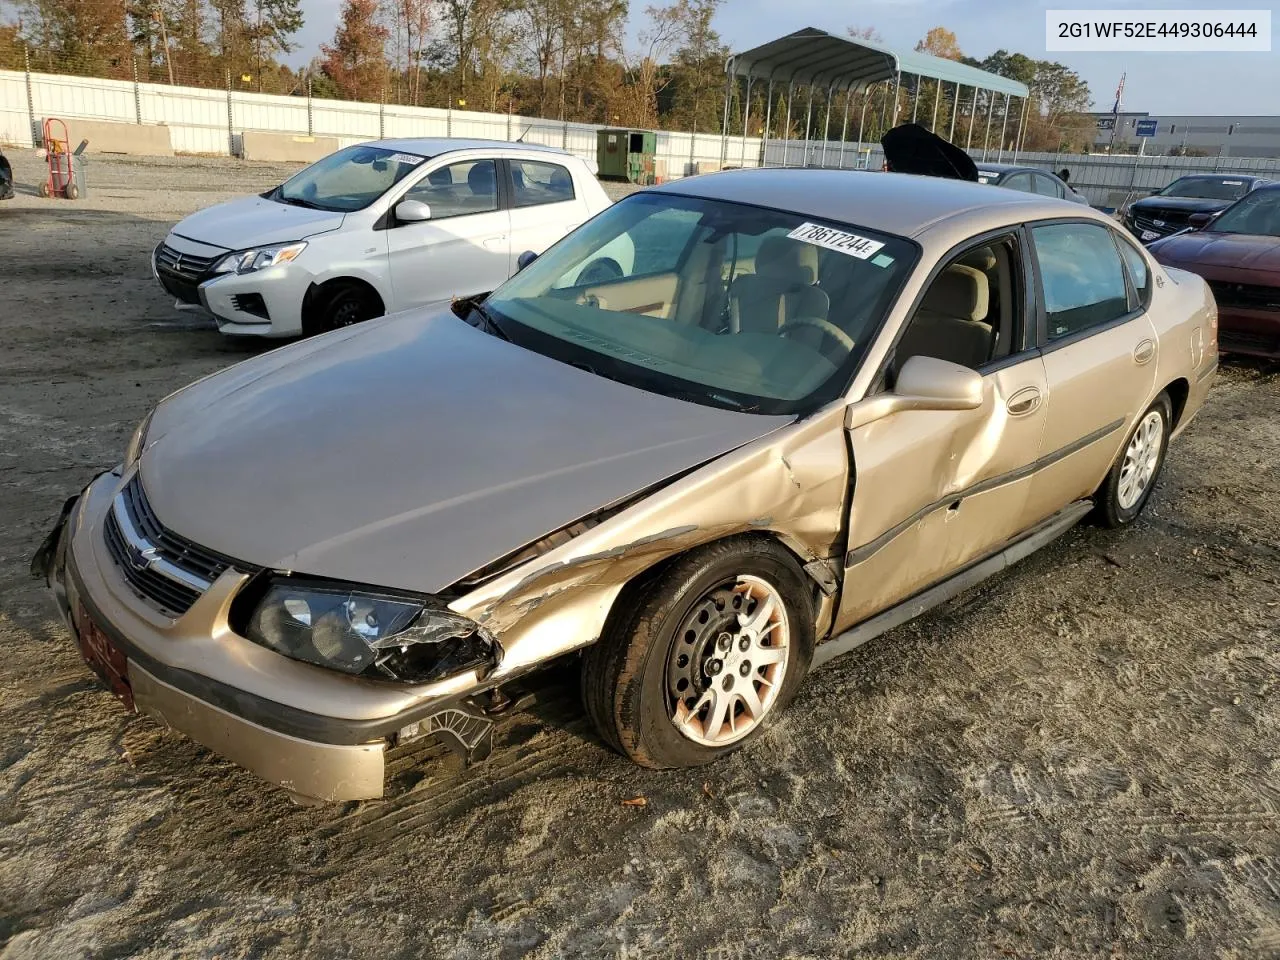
[596,129,657,184]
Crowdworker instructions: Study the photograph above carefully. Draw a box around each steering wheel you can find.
[777,316,856,357]
[577,257,624,286]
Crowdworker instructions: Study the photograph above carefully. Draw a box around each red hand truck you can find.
[39,118,82,200]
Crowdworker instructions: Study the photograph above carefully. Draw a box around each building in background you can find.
[1091,112,1280,158]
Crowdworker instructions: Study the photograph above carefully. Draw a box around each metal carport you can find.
[721,27,1032,168]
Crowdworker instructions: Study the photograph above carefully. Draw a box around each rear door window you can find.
[510,160,576,208]
[1033,174,1063,198]
[1032,222,1132,340]
[1002,173,1033,193]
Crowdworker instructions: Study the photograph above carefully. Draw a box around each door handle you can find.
[1134,339,1156,365]
[1006,386,1042,417]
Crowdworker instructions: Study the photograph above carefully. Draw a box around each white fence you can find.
[5,66,1280,204]
[0,67,758,177]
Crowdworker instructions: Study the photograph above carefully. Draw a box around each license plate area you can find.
[1141,229,1160,241]
[75,603,134,710]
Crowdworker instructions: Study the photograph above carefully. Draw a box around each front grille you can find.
[103,475,248,616]
[104,511,202,616]
[1131,211,1190,237]
[156,242,220,276]
[1220,329,1280,356]
[155,242,222,305]
[1206,280,1280,312]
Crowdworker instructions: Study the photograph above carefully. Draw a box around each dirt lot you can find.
[1,150,1278,960]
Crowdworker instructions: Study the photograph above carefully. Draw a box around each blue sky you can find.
[294,0,1280,116]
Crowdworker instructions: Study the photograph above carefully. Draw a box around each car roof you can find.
[362,137,576,159]
[646,167,1084,239]
[1171,173,1267,183]
[977,163,1037,175]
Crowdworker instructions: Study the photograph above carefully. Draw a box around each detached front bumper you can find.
[37,473,497,802]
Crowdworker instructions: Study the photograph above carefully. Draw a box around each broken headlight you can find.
[245,579,498,684]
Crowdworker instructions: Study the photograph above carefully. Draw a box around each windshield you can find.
[271,145,428,212]
[1206,189,1280,237]
[483,193,916,415]
[1158,177,1250,201]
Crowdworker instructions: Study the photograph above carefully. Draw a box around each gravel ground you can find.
[1,150,1279,960]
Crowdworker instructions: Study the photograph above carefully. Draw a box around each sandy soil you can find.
[1,149,1279,960]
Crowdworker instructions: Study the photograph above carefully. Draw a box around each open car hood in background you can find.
[881,124,979,182]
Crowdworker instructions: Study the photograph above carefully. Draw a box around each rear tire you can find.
[316,282,382,334]
[581,538,814,769]
[1093,392,1172,528]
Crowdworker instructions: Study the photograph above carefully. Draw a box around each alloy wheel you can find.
[1117,409,1165,509]
[665,575,791,747]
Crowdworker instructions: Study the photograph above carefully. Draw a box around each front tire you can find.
[1094,392,1172,528]
[581,538,814,768]
[317,282,382,333]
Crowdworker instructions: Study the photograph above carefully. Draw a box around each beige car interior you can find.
[726,237,831,335]
[896,239,1019,372]
[567,231,855,355]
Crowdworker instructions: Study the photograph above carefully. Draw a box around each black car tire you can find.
[317,282,383,334]
[581,537,814,769]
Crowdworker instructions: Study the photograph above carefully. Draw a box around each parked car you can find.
[1122,174,1272,244]
[976,163,1089,205]
[1149,184,1280,358]
[38,168,1216,802]
[152,138,617,337]
[0,148,13,201]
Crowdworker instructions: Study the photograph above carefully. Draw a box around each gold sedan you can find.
[37,168,1218,801]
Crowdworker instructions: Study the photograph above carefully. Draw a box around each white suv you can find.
[152,139,618,337]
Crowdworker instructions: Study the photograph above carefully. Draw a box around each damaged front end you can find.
[446,401,851,682]
[232,574,502,686]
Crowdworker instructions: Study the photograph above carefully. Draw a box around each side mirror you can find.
[516,250,539,272]
[845,355,985,430]
[395,199,432,223]
[1188,211,1213,228]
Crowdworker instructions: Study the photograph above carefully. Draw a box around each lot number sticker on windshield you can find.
[387,153,425,165]
[787,222,885,260]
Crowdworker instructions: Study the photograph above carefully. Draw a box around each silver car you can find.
[38,168,1216,802]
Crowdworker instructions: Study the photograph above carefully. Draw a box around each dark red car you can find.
[1149,185,1280,359]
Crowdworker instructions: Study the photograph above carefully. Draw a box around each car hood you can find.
[140,310,793,595]
[171,195,347,250]
[1151,231,1280,270]
[1130,195,1233,215]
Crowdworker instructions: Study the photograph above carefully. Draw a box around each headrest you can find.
[427,167,452,187]
[467,161,495,195]
[510,166,525,189]
[754,235,817,285]
[958,247,996,272]
[550,168,573,192]
[921,264,989,322]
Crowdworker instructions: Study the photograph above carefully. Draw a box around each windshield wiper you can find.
[275,194,323,210]
[466,301,510,341]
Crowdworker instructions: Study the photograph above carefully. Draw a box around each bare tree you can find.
[624,2,679,127]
